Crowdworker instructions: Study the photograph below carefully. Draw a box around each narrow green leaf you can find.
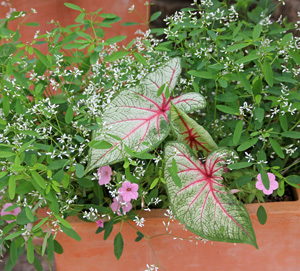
[0,151,15,158]
[167,159,182,188]
[236,175,253,186]
[187,70,213,79]
[47,234,54,262]
[227,162,253,170]
[260,168,270,190]
[133,52,148,66]
[281,131,300,139]
[121,22,139,26]
[31,171,46,189]
[54,240,64,254]
[54,214,72,229]
[90,51,99,64]
[104,51,129,62]
[252,24,262,40]
[12,70,28,88]
[64,3,83,11]
[63,43,82,49]
[263,61,273,86]
[277,180,285,197]
[105,36,127,45]
[24,22,40,26]
[10,240,17,265]
[9,175,16,200]
[279,114,288,132]
[114,232,124,260]
[237,138,258,151]
[150,11,162,22]
[216,105,239,115]
[218,78,228,88]
[150,178,159,189]
[236,53,259,64]
[62,174,70,188]
[226,43,249,52]
[77,178,94,188]
[3,95,10,116]
[286,175,300,184]
[48,159,69,170]
[99,13,118,19]
[89,140,113,149]
[257,205,267,225]
[254,107,265,123]
[75,164,85,178]
[33,257,43,271]
[135,231,144,242]
[75,12,85,23]
[60,224,81,241]
[4,230,24,240]
[103,220,114,240]
[27,237,34,264]
[269,138,284,159]
[281,33,293,45]
[233,120,243,145]
[25,207,35,222]
[42,232,49,256]
[65,106,74,124]
[288,50,300,65]
[32,217,48,231]
[34,48,51,67]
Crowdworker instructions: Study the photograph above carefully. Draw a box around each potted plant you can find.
[0,0,300,271]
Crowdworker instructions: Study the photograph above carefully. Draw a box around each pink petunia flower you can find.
[95,219,104,228]
[118,181,139,202]
[111,196,132,215]
[97,166,112,185]
[1,203,21,224]
[256,173,278,195]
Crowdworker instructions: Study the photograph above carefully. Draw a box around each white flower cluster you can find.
[145,264,159,271]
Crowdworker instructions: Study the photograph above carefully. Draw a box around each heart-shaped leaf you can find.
[170,105,217,155]
[87,58,205,171]
[164,142,257,248]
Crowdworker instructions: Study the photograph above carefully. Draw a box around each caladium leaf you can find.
[170,105,218,155]
[172,92,206,113]
[164,142,258,248]
[143,57,181,94]
[87,58,206,171]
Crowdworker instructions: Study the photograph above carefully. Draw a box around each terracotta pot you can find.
[0,0,148,52]
[55,188,300,271]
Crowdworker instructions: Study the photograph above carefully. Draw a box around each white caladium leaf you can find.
[170,105,218,155]
[87,58,206,171]
[143,57,181,93]
[172,92,206,113]
[164,142,258,248]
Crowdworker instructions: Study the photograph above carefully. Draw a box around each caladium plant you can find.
[164,142,258,248]
[169,104,218,155]
[87,57,257,248]
[87,57,206,171]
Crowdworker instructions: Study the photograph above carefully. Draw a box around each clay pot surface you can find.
[55,189,300,271]
[0,0,148,52]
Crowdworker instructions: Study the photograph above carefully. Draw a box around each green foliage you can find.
[0,0,299,268]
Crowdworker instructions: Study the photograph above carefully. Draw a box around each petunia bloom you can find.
[95,219,104,228]
[256,173,278,195]
[111,196,132,215]
[118,181,139,202]
[97,166,112,185]
[1,203,21,224]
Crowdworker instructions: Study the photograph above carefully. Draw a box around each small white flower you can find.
[133,216,145,227]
